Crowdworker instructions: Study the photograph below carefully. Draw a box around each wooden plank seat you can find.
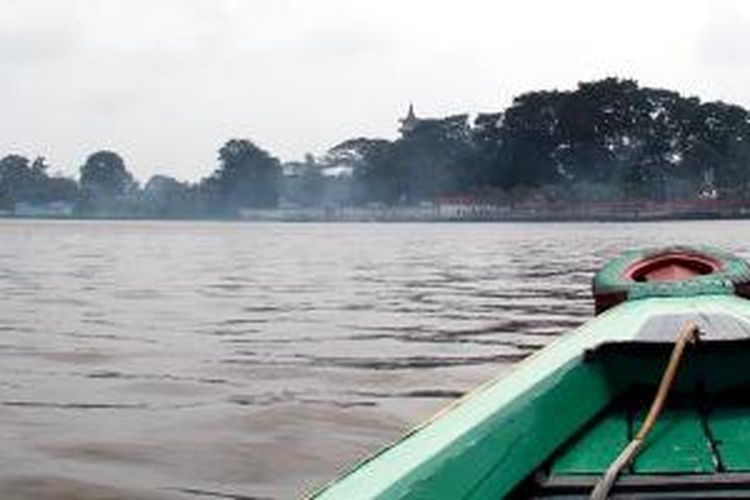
[551,403,718,476]
[527,392,750,497]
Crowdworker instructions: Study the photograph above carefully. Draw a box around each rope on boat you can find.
[590,321,700,500]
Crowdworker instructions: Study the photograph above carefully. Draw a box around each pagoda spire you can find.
[406,103,415,120]
[399,103,418,135]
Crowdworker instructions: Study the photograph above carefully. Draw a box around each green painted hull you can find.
[310,295,750,499]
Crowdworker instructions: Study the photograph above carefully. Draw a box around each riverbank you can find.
[237,201,750,222]
[241,198,750,222]
[4,199,750,222]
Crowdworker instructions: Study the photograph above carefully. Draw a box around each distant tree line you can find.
[2,78,749,218]
[330,78,750,205]
[0,139,282,218]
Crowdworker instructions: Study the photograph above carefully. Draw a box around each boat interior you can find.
[510,341,750,499]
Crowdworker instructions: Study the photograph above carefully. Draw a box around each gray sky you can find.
[1,0,749,182]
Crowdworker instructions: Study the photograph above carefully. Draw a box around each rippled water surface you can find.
[2,219,750,499]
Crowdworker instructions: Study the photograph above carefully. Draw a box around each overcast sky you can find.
[1,0,749,182]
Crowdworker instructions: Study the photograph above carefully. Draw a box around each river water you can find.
[1,219,749,499]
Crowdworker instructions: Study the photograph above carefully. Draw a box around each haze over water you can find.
[2,219,749,499]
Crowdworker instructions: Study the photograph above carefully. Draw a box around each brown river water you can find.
[1,219,749,499]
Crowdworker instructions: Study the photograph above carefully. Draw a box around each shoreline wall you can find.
[237,199,750,222]
[4,199,750,222]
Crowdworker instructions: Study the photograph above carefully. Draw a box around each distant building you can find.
[14,201,73,217]
[321,165,353,178]
[399,103,419,136]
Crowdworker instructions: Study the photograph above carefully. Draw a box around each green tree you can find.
[681,101,750,199]
[391,114,476,202]
[0,155,34,203]
[78,151,138,215]
[143,175,196,217]
[500,90,566,188]
[0,155,77,205]
[472,112,509,188]
[80,151,136,197]
[203,139,282,214]
[282,154,326,207]
[327,138,395,204]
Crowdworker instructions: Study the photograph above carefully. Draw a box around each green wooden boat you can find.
[310,246,750,499]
